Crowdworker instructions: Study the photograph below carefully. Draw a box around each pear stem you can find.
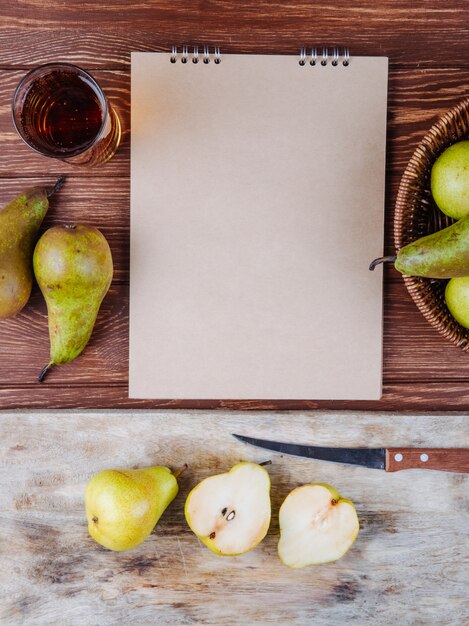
[369,255,397,271]
[38,362,53,383]
[173,464,188,479]
[47,175,66,198]
[259,460,272,467]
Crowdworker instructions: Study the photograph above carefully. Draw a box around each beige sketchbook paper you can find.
[130,51,388,400]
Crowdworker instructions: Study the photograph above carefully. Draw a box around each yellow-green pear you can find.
[431,140,469,219]
[445,277,469,328]
[278,483,359,568]
[33,224,113,381]
[0,177,64,319]
[185,462,271,556]
[85,466,181,551]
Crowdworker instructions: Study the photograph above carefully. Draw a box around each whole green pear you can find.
[85,466,181,551]
[445,277,469,329]
[431,140,469,219]
[33,224,113,381]
[0,177,64,319]
[370,215,469,278]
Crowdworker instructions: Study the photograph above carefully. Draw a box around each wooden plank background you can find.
[1,1,469,409]
[0,410,468,625]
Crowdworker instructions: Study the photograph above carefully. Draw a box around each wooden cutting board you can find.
[0,410,467,625]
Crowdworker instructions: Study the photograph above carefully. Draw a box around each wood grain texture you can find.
[1,3,469,624]
[0,2,469,67]
[0,178,130,283]
[0,71,130,178]
[3,382,469,411]
[385,448,469,473]
[0,1,469,410]
[5,279,469,392]
[1,68,469,178]
[0,410,468,626]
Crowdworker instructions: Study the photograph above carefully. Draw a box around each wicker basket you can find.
[394,97,469,351]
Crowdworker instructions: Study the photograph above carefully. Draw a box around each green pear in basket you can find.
[431,140,469,220]
[445,277,469,329]
[369,215,469,278]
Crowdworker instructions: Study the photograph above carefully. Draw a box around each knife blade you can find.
[232,434,469,473]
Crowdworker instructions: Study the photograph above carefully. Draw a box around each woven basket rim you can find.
[394,97,469,352]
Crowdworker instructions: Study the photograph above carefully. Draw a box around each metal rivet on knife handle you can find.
[386,448,469,473]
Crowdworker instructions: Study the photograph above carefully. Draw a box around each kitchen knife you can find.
[232,434,469,473]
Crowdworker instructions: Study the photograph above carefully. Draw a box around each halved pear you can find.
[185,462,271,556]
[278,483,359,568]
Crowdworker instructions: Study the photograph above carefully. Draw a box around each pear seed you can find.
[226,510,236,522]
[209,532,216,539]
[221,507,227,516]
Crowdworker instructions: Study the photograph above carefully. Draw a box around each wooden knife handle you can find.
[386,448,469,473]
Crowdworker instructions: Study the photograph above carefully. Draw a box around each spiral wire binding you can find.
[169,46,222,64]
[170,46,348,66]
[299,47,350,66]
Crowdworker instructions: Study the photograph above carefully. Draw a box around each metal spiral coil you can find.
[170,46,349,66]
[299,47,350,67]
[169,46,222,64]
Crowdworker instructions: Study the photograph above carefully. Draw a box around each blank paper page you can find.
[130,52,388,400]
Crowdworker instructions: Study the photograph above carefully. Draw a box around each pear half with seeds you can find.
[185,462,271,556]
[278,483,359,568]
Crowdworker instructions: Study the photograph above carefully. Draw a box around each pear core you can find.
[278,484,359,568]
[185,462,271,556]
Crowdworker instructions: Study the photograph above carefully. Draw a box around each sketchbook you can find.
[130,48,388,400]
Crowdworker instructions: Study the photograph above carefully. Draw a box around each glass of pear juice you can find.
[12,63,121,166]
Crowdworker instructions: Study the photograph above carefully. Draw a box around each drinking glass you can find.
[12,63,121,166]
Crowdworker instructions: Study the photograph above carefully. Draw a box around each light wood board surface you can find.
[0,410,467,625]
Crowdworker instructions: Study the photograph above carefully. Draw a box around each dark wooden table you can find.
[1,1,469,411]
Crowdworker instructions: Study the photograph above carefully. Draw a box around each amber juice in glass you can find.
[12,63,121,166]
